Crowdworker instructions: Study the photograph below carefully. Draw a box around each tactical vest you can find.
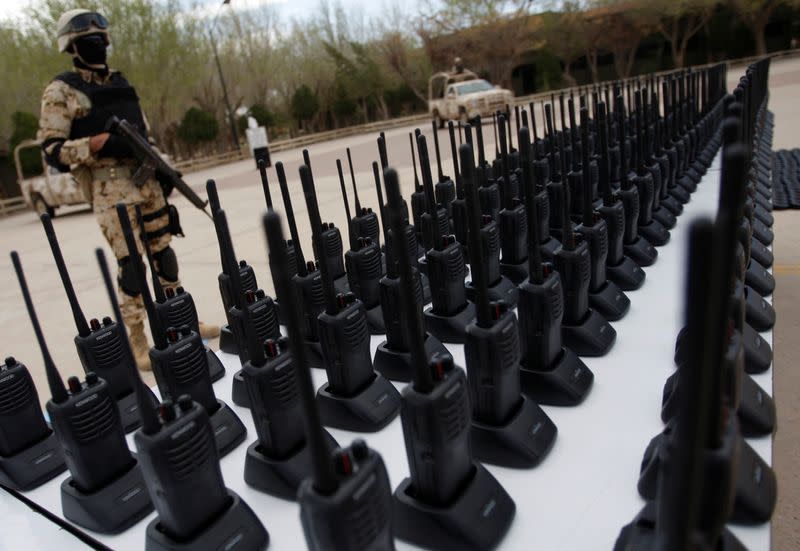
[54,71,147,140]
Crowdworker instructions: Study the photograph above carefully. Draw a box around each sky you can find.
[0,0,424,23]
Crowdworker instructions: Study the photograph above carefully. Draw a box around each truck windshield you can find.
[455,80,494,95]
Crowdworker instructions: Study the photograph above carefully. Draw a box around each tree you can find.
[540,8,585,86]
[177,107,219,144]
[592,0,652,78]
[291,85,320,130]
[637,0,720,68]
[731,0,800,55]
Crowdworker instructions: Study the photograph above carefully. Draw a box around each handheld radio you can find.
[474,116,501,220]
[345,148,381,245]
[496,113,529,283]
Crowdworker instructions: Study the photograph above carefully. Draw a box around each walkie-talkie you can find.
[409,131,428,242]
[385,168,515,550]
[565,98,591,218]
[275,161,326,368]
[300,164,400,432]
[12,250,152,533]
[418,133,453,256]
[461,141,557,468]
[134,207,226,383]
[554,130,617,357]
[418,134,477,343]
[472,116,501,220]
[263,212,394,551]
[431,120,456,221]
[642,91,677,230]
[575,106,630,321]
[118,203,246,456]
[337,159,385,334]
[0,354,66,491]
[496,113,530,284]
[595,102,646,291]
[344,148,380,246]
[516,125,594,406]
[377,133,411,226]
[652,89,684,215]
[40,213,141,431]
[448,120,470,250]
[616,94,658,266]
[208,181,280,409]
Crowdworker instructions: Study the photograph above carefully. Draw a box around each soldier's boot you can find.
[129,322,151,371]
[198,321,220,340]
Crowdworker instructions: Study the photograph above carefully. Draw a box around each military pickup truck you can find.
[428,70,514,128]
[15,139,86,217]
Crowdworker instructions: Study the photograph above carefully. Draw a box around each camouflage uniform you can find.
[37,67,179,329]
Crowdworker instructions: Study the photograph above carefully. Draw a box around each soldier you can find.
[38,9,220,371]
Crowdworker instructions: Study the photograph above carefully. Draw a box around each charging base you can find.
[393,462,515,551]
[738,373,776,437]
[0,429,66,491]
[746,260,775,297]
[424,302,477,344]
[471,395,557,468]
[316,374,400,432]
[61,459,153,534]
[614,501,746,551]
[589,280,630,321]
[374,333,449,382]
[539,237,562,261]
[519,347,594,406]
[745,288,775,332]
[669,183,691,204]
[562,309,616,357]
[499,258,529,285]
[743,323,773,374]
[660,194,683,216]
[365,303,386,334]
[244,430,338,501]
[466,275,519,308]
[219,324,237,354]
[652,206,677,230]
[624,236,658,267]
[606,255,646,291]
[210,399,247,457]
[638,220,670,247]
[205,348,225,382]
[145,490,268,551]
[752,220,774,245]
[232,370,249,408]
[117,390,145,433]
[750,239,773,267]
[638,426,776,525]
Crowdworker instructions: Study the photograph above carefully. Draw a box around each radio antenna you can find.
[431,120,445,181]
[11,251,68,403]
[409,133,422,192]
[258,159,273,210]
[276,161,308,277]
[461,144,490,327]
[41,213,90,337]
[135,206,167,303]
[300,165,338,314]
[337,159,357,251]
[448,121,463,199]
[345,147,363,212]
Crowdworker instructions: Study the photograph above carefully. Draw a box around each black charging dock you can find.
[0,429,66,491]
[231,370,249,408]
[244,430,338,500]
[424,302,477,344]
[589,281,630,322]
[624,235,658,266]
[374,334,449,383]
[638,418,777,525]
[562,309,616,357]
[466,275,519,306]
[210,399,247,457]
[206,349,225,382]
[746,260,774,297]
[499,260,529,285]
[316,373,400,432]
[519,347,594,406]
[614,501,747,551]
[365,304,385,334]
[219,324,237,354]
[471,395,557,469]
[61,458,153,534]
[145,490,269,551]
[742,323,772,374]
[393,462,515,551]
[744,288,775,332]
[606,256,646,291]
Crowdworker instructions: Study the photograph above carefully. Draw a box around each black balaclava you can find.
[73,34,108,74]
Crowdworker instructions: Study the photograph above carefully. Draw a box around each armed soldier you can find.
[38,9,219,371]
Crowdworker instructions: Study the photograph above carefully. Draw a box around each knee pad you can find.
[118,256,141,297]
[153,246,179,282]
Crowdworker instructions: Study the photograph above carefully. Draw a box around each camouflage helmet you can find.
[56,9,109,53]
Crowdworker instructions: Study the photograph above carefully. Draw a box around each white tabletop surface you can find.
[1,152,774,550]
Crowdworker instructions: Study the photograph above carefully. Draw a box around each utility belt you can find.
[92,165,185,239]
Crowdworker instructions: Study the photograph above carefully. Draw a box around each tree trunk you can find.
[754,21,768,56]
[563,60,577,87]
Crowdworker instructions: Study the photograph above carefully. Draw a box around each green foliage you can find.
[9,111,42,177]
[291,85,320,125]
[237,103,277,134]
[177,107,219,144]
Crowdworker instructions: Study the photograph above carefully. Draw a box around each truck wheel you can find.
[459,108,469,124]
[433,111,444,129]
[32,195,54,218]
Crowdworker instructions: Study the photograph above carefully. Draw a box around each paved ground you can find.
[0,57,798,548]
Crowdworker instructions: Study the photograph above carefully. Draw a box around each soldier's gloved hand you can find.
[97,134,134,160]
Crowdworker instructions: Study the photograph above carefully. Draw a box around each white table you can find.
[3,152,774,550]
